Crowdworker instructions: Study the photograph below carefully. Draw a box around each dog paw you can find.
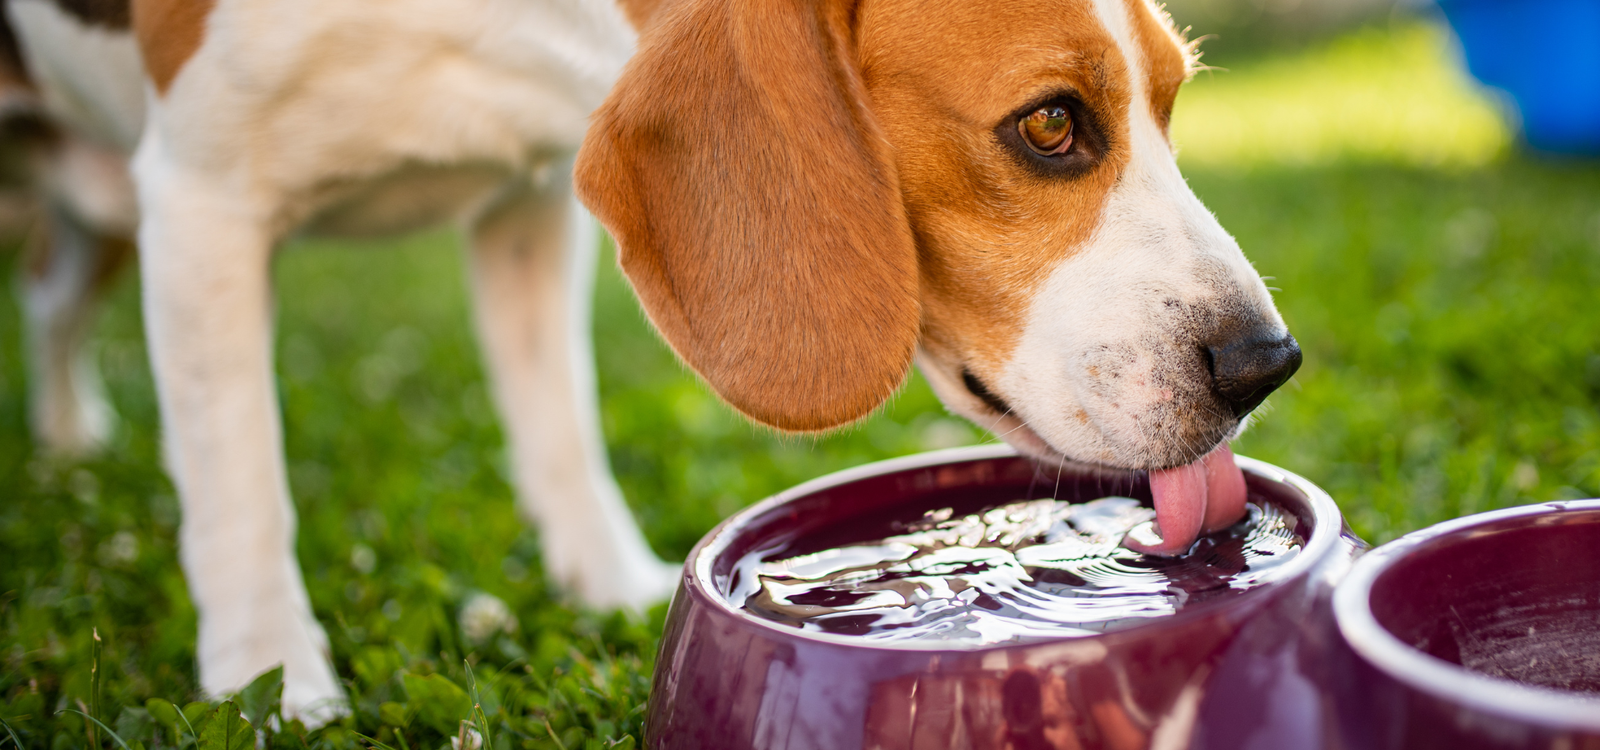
[31,382,116,455]
[281,669,349,729]
[568,557,682,614]
[198,612,348,729]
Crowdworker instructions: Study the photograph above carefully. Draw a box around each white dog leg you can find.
[133,136,344,724]
[18,204,129,453]
[466,165,679,611]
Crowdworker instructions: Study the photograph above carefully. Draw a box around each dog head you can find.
[576,0,1300,474]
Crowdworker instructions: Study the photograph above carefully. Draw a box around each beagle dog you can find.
[10,0,1299,723]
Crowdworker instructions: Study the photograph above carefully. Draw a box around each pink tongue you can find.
[1201,444,1248,533]
[1124,445,1248,556]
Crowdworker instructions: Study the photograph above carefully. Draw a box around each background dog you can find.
[9,0,1297,721]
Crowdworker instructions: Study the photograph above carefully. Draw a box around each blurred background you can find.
[3,1,1598,747]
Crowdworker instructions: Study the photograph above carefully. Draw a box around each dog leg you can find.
[466,164,679,611]
[133,136,345,724]
[18,203,130,453]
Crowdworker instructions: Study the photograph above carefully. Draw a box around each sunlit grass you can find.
[1173,21,1512,168]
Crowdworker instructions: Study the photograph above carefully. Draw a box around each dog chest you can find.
[152,0,637,229]
[296,160,516,238]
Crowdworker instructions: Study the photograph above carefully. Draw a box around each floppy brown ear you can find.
[574,0,918,432]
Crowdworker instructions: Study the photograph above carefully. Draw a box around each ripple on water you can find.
[727,496,1304,646]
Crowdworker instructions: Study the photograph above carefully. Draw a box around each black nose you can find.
[1207,332,1302,418]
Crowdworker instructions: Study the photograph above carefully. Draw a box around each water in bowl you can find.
[727,496,1304,646]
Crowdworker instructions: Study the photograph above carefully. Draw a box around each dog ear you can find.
[575,0,918,432]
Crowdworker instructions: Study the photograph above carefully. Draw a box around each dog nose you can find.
[1207,332,1302,418]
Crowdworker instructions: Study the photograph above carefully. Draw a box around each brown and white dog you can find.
[9,0,1300,722]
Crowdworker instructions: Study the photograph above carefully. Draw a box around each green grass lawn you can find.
[4,17,1599,750]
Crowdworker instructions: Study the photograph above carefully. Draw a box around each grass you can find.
[4,16,1599,750]
[1173,22,1511,168]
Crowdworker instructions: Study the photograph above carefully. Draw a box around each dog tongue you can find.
[1124,444,1247,556]
[1200,444,1248,533]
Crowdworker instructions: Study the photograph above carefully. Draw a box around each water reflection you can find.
[731,496,1304,646]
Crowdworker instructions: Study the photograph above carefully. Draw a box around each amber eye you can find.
[1019,105,1074,155]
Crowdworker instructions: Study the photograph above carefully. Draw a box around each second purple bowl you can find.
[646,445,1364,750]
[1331,499,1600,749]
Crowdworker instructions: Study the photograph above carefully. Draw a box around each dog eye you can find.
[1019,106,1073,155]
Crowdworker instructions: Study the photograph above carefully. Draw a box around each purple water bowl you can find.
[646,445,1366,750]
[1331,499,1600,749]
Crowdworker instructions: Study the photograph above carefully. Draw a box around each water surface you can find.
[727,496,1303,646]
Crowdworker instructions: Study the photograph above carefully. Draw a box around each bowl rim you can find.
[1332,499,1600,728]
[688,444,1346,651]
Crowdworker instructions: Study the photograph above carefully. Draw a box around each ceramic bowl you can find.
[1331,499,1600,749]
[646,445,1365,750]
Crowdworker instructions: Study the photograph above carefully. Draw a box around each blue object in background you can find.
[1438,0,1600,155]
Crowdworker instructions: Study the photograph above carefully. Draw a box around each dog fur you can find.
[8,0,1292,721]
